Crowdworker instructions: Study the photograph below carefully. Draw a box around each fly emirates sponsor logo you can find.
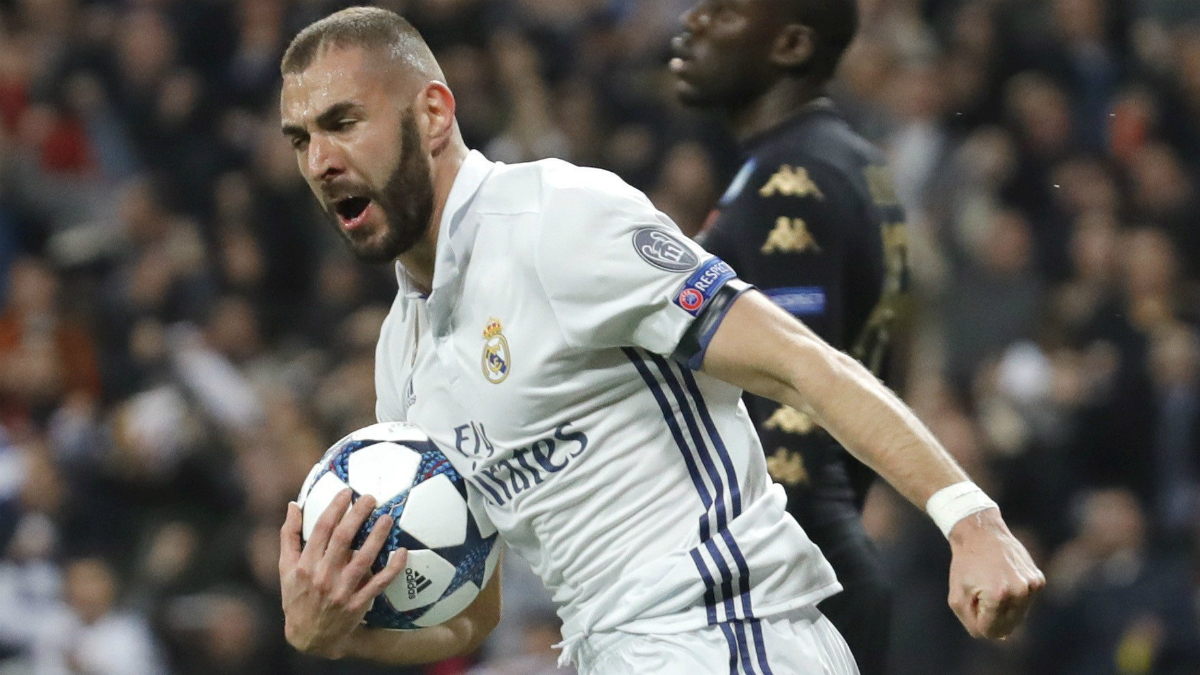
[452,421,589,506]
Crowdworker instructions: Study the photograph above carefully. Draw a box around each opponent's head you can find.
[280,7,455,264]
[671,0,858,109]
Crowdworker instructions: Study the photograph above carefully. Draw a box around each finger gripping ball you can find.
[298,422,499,629]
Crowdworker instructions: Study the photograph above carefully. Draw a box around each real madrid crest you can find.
[481,318,510,384]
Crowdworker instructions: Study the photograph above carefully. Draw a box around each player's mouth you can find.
[334,196,374,231]
[670,35,694,74]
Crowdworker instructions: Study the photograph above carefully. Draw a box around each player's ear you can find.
[770,23,816,71]
[415,81,457,154]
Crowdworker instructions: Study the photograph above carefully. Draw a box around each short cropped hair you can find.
[786,0,859,82]
[280,6,440,78]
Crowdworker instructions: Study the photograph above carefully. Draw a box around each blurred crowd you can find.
[0,0,1198,674]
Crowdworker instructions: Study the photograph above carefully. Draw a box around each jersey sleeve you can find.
[534,174,747,362]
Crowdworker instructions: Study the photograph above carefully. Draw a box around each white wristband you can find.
[925,481,998,538]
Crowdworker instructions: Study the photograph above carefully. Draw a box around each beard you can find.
[330,107,436,265]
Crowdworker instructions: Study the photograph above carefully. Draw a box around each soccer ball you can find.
[297,422,500,630]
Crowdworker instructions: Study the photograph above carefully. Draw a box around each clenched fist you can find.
[946,508,1045,639]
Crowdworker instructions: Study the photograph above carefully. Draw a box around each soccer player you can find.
[670,2,908,672]
[275,8,1043,675]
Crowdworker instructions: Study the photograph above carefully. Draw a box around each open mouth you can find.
[670,35,693,68]
[334,196,372,229]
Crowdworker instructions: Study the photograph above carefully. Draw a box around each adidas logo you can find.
[405,569,432,599]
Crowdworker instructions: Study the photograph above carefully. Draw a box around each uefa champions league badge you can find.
[481,318,511,384]
[632,227,700,272]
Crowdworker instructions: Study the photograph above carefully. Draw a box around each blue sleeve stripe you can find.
[685,281,753,371]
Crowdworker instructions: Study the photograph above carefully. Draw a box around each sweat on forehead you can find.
[280,6,442,81]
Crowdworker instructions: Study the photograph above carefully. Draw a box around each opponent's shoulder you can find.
[773,108,886,166]
[730,111,900,218]
[747,110,887,188]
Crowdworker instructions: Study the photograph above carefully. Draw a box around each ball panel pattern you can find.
[411,582,480,628]
[347,422,432,444]
[383,549,456,611]
[346,442,421,504]
[439,515,495,597]
[302,472,349,541]
[398,474,468,548]
[296,462,323,509]
[298,422,499,630]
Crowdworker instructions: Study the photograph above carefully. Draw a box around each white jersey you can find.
[375,151,839,647]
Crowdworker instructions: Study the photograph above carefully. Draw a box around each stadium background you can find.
[1,0,1199,673]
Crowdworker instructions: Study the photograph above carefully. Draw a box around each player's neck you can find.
[397,140,470,294]
[728,80,825,146]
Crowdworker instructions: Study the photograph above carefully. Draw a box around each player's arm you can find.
[278,491,501,663]
[699,291,1044,639]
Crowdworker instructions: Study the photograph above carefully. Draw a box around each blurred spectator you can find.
[648,141,716,238]
[1146,323,1200,541]
[1028,489,1200,675]
[1125,143,1200,273]
[0,257,101,429]
[484,33,569,163]
[30,557,167,675]
[942,209,1043,386]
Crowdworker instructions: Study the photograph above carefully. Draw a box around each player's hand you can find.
[279,489,406,658]
[946,508,1045,639]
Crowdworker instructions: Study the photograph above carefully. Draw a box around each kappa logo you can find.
[763,405,816,435]
[405,568,433,599]
[766,447,809,486]
[482,318,511,384]
[632,228,700,272]
[761,217,821,254]
[759,165,824,200]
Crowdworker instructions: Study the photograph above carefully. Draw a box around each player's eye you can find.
[289,135,308,151]
[334,118,357,132]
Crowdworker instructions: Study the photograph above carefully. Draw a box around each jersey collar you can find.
[740,96,838,155]
[428,149,496,335]
[393,150,495,304]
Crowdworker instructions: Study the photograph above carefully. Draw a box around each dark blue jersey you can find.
[699,99,911,506]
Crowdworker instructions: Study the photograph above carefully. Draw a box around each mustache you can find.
[320,182,374,203]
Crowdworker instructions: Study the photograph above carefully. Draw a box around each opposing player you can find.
[276,8,1043,675]
[671,2,907,672]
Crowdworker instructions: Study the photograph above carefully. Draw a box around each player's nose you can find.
[305,134,345,183]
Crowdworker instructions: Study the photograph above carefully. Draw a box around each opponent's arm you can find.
[700,291,1044,639]
[279,490,501,663]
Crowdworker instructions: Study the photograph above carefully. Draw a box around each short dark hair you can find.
[786,0,859,82]
[280,6,437,77]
